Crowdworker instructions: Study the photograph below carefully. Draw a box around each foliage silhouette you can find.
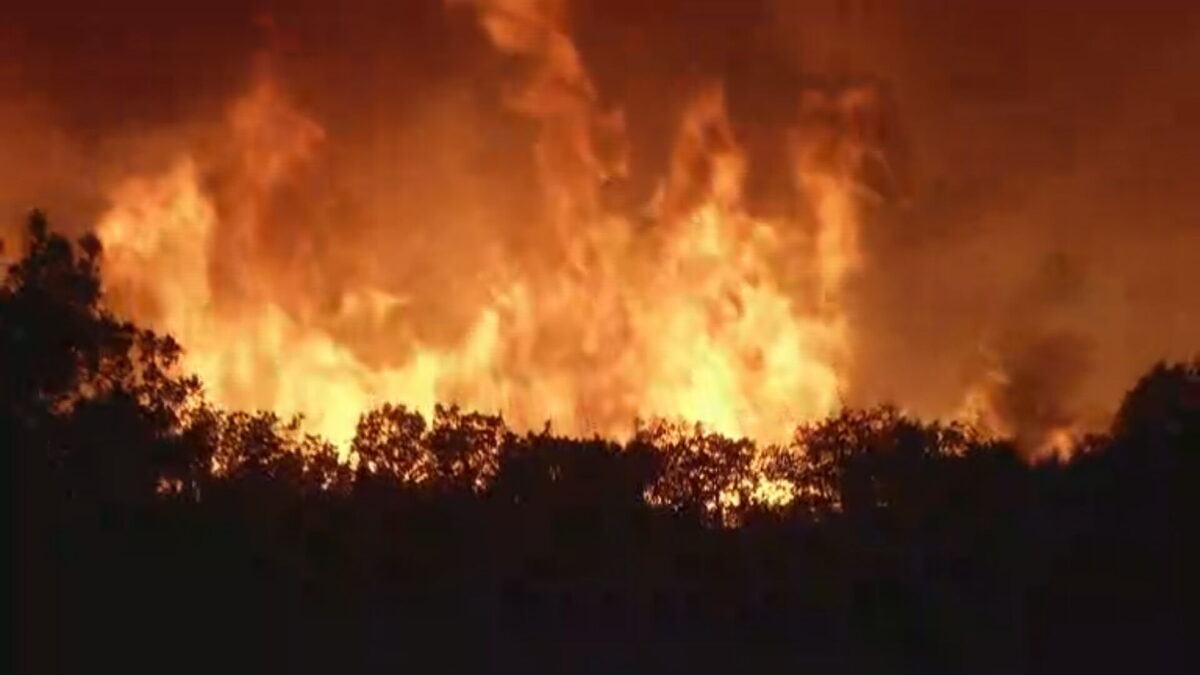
[6,213,1197,675]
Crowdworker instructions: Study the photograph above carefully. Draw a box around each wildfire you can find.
[92,2,894,456]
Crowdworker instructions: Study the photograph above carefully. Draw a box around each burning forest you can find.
[6,2,1200,673]
[2,0,1194,459]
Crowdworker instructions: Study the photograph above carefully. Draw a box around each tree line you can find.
[7,213,1197,674]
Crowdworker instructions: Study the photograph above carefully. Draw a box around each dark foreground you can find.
[8,217,1198,674]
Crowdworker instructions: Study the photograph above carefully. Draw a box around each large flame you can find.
[93,5,886,454]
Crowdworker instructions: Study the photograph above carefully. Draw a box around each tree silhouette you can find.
[6,211,1197,674]
[1112,359,1200,445]
[635,419,758,523]
[4,212,208,499]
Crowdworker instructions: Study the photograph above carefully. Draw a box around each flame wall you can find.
[3,1,1199,456]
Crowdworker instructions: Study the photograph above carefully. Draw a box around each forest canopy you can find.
[8,213,1198,674]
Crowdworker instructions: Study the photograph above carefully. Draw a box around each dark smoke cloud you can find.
[3,1,1198,441]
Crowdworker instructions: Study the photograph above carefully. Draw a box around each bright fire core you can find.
[94,1,916,452]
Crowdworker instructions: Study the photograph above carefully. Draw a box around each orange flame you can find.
[95,8,882,455]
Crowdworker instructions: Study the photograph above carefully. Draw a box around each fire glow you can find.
[71,0,1071,456]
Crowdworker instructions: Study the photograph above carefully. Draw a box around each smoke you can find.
[761,0,1200,453]
[564,0,1200,451]
[3,1,1199,453]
